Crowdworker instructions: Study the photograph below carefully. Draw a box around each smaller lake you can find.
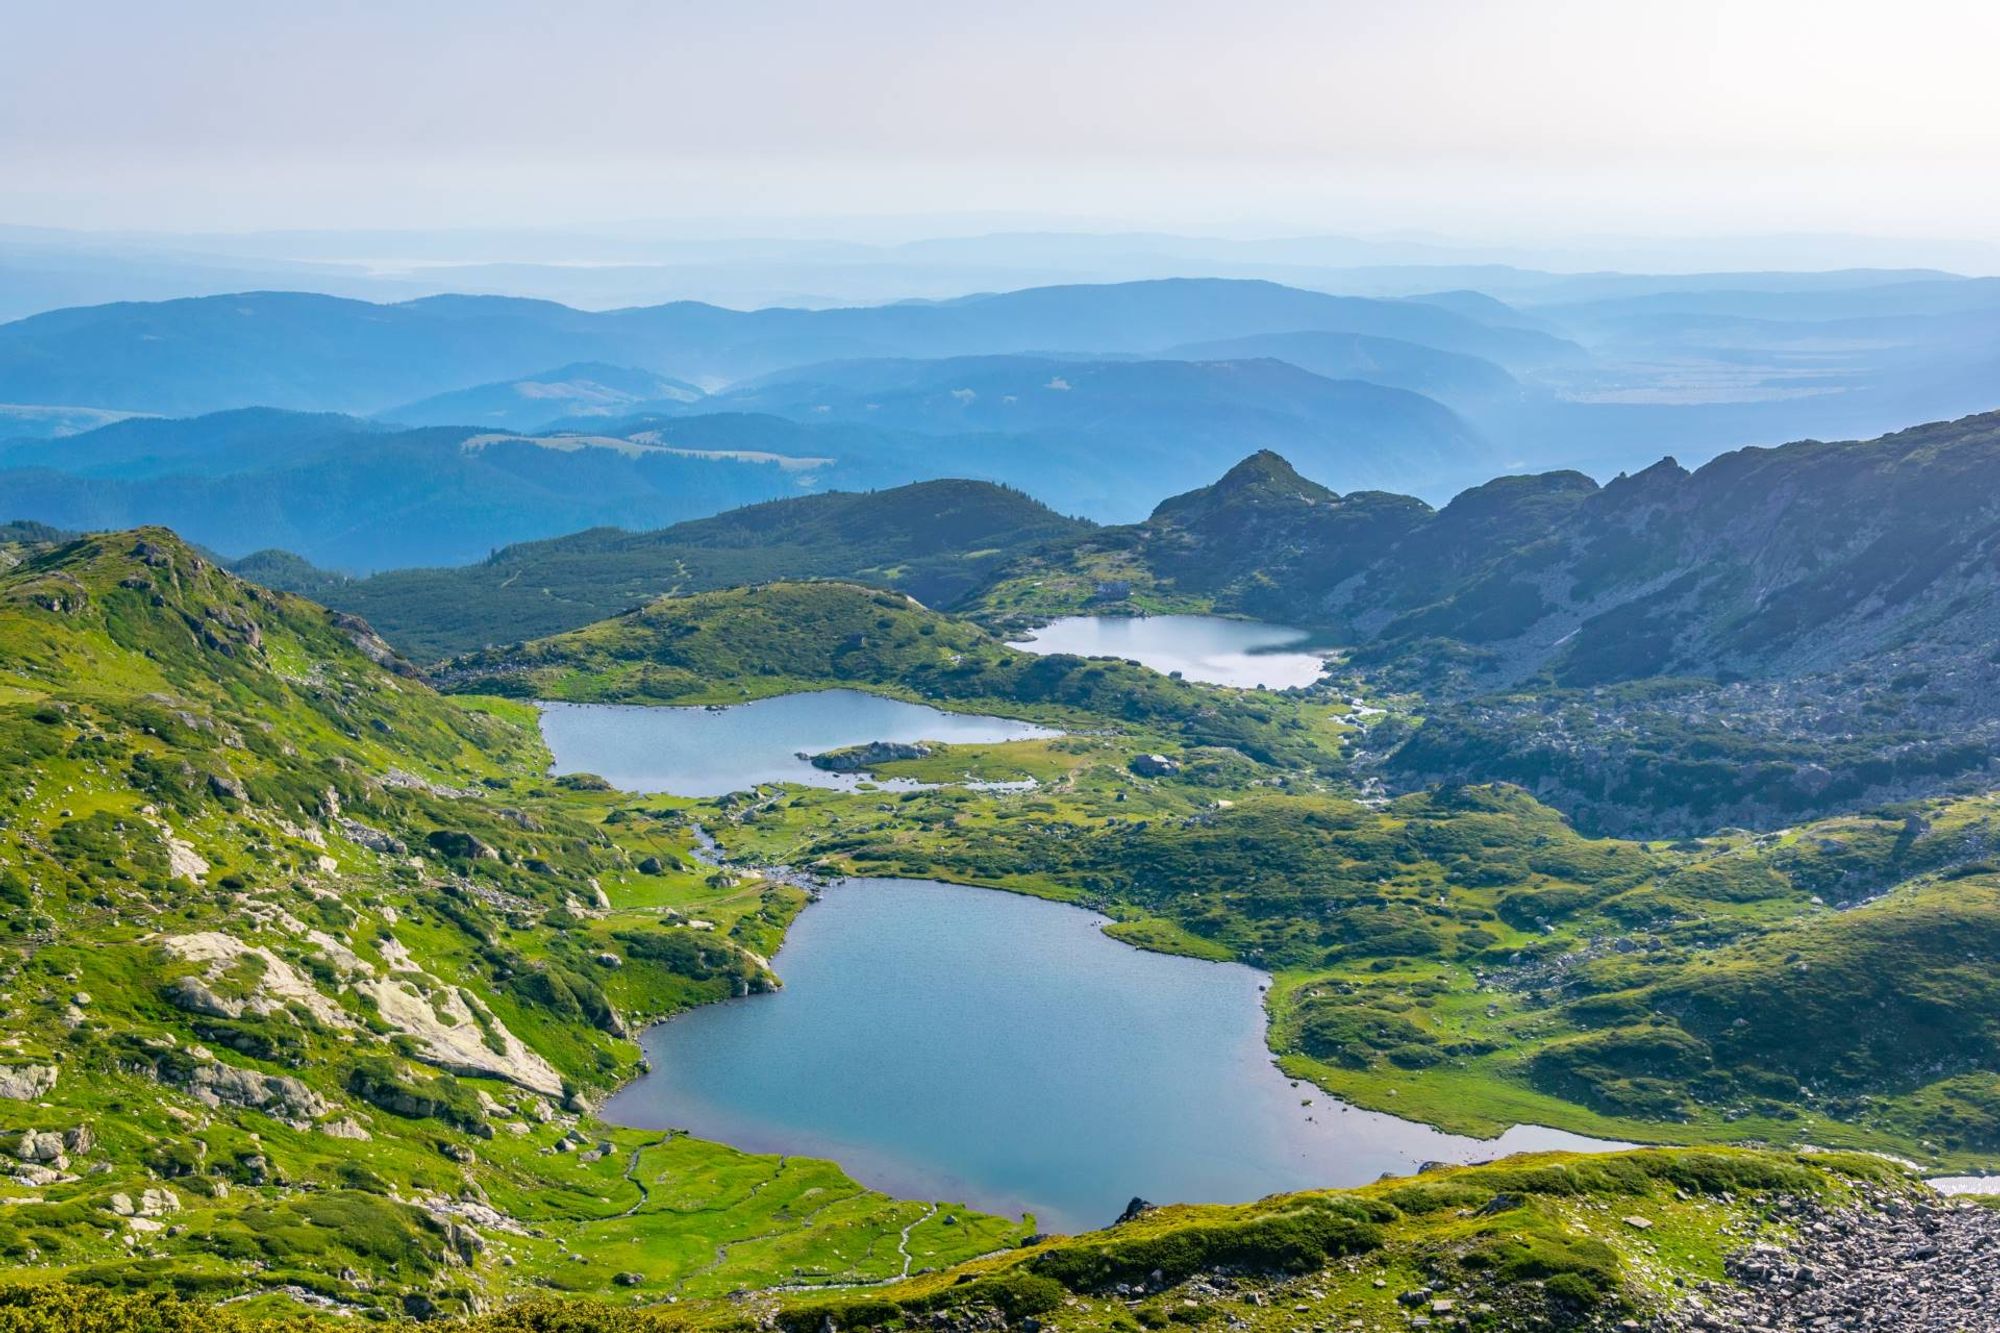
[604,877,1625,1233]
[538,692,1058,798]
[1010,615,1327,690]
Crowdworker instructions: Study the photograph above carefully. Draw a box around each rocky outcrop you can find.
[157,932,353,1030]
[176,1058,329,1126]
[318,1116,372,1140]
[158,827,210,883]
[12,1130,69,1166]
[352,978,564,1097]
[807,740,933,772]
[162,975,242,1018]
[381,770,481,800]
[330,611,419,677]
[108,1188,180,1218]
[7,1125,91,1183]
[0,1063,57,1101]
[425,829,498,861]
[160,929,561,1096]
[339,818,406,855]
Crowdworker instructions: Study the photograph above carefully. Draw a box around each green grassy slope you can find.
[0,530,1026,1314]
[770,1147,1909,1333]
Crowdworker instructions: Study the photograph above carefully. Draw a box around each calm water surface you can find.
[603,877,1624,1232]
[538,692,1057,797]
[1010,615,1326,689]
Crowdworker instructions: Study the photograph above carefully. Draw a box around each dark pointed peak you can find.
[1148,451,1338,523]
[1217,450,1310,487]
[1601,455,1692,500]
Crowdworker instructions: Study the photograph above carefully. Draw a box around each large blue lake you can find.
[1009,614,1326,690]
[538,691,1057,797]
[602,876,1623,1233]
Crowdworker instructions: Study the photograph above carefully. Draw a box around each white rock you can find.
[318,1116,372,1141]
[138,1187,180,1216]
[352,978,564,1096]
[0,1064,57,1101]
[156,932,352,1030]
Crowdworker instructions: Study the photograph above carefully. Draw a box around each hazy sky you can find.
[6,0,2000,246]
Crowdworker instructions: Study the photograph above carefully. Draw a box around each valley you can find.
[482,577,2000,1165]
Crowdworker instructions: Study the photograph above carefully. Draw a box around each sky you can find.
[5,0,2000,251]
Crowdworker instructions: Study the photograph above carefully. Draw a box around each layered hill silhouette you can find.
[682,353,1488,510]
[0,278,1580,417]
[19,404,2000,829]
[0,409,843,570]
[381,360,704,430]
[1154,330,1523,410]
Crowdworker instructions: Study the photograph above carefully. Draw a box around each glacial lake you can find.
[602,876,1624,1234]
[538,692,1058,798]
[1009,614,1327,690]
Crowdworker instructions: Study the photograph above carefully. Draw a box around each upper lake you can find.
[1009,614,1326,689]
[603,876,1623,1234]
[538,692,1058,798]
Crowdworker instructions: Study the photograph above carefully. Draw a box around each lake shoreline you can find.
[599,850,1633,1232]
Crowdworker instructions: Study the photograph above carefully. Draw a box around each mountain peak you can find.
[1220,449,1308,487]
[1600,454,1693,502]
[1149,451,1338,523]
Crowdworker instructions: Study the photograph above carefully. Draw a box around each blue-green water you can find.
[1009,614,1326,689]
[603,876,1623,1233]
[538,691,1057,797]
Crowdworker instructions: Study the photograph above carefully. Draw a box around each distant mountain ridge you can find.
[0,278,1583,417]
[380,361,704,431]
[686,352,1488,511]
[1155,331,1523,410]
[0,408,843,570]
